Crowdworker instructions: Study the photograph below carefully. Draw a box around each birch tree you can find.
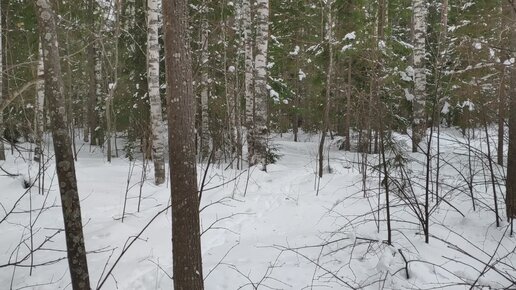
[36,41,45,145]
[94,41,104,145]
[411,0,427,152]
[199,2,211,160]
[162,0,204,287]
[250,0,269,170]
[147,0,165,184]
[243,0,255,165]
[35,0,91,288]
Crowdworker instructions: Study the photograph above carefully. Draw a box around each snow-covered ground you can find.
[0,129,514,289]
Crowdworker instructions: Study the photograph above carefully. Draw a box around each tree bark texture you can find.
[0,1,4,161]
[36,40,45,144]
[507,0,516,219]
[251,0,270,170]
[162,0,205,288]
[147,0,166,184]
[411,0,427,152]
[243,0,255,166]
[319,0,334,178]
[200,4,211,160]
[35,0,91,288]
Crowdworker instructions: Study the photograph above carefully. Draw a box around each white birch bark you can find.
[252,0,269,170]
[147,0,165,184]
[36,40,45,144]
[94,41,104,146]
[412,0,427,152]
[243,0,255,165]
[200,7,211,159]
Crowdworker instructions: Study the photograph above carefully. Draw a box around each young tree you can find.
[35,0,91,288]
[86,0,100,146]
[507,0,516,225]
[0,1,4,161]
[147,0,165,184]
[318,0,335,178]
[411,0,427,152]
[251,0,270,170]
[162,0,204,288]
[199,1,211,160]
[243,0,255,165]
[36,40,45,145]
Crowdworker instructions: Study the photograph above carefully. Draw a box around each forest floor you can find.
[0,128,515,289]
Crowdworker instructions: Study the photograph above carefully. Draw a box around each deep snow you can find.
[0,129,514,289]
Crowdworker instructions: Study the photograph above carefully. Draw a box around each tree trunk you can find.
[498,75,506,166]
[36,40,45,145]
[343,59,352,151]
[94,42,105,147]
[86,0,98,146]
[147,0,165,184]
[200,4,211,160]
[499,2,510,166]
[411,0,427,152]
[252,0,270,170]
[507,0,516,220]
[318,0,334,178]
[0,0,4,161]
[243,0,255,166]
[162,0,205,288]
[36,0,91,288]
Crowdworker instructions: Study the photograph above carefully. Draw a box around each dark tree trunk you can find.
[507,0,516,221]
[0,0,6,161]
[162,0,205,288]
[35,0,91,289]
[343,59,352,151]
[87,0,98,146]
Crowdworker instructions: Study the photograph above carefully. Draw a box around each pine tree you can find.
[162,0,205,288]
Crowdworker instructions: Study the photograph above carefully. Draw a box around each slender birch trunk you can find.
[94,41,104,146]
[498,70,506,166]
[411,0,427,152]
[36,0,91,288]
[147,0,165,184]
[243,0,255,166]
[499,2,510,166]
[252,0,269,170]
[200,5,211,160]
[35,40,45,160]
